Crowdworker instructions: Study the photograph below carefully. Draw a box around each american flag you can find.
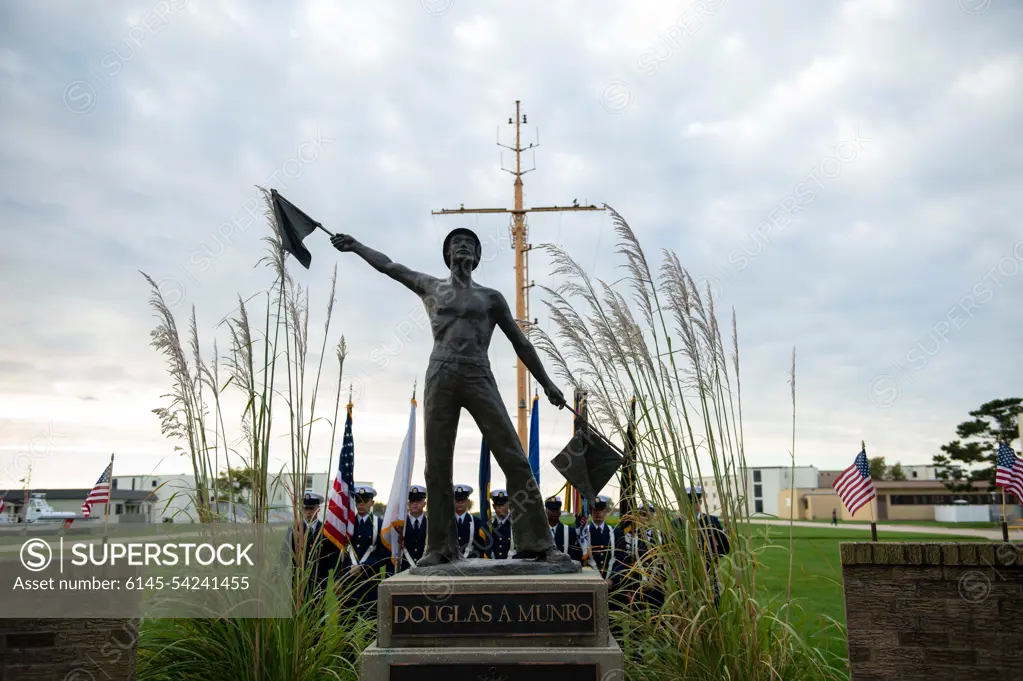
[833,448,876,516]
[995,442,1023,505]
[82,462,112,518]
[324,403,357,550]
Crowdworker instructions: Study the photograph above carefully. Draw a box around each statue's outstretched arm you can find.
[331,234,432,295]
[492,290,566,408]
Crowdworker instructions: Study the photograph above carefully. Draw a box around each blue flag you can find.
[479,437,491,523]
[528,394,541,485]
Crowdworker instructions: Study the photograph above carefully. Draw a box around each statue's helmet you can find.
[442,228,482,270]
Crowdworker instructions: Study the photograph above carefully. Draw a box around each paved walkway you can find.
[752,518,1022,541]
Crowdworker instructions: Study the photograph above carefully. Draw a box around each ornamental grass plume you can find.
[530,206,846,681]
[138,188,367,680]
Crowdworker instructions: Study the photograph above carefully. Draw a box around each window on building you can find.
[754,500,764,513]
[131,479,136,490]
[911,471,917,478]
[753,470,762,483]
[152,480,157,487]
[305,475,314,489]
[112,479,118,489]
[116,504,123,515]
[754,484,762,498]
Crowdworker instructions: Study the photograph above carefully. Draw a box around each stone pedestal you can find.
[360,570,623,680]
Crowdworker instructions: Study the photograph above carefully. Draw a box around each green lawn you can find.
[793,518,1002,529]
[741,524,988,671]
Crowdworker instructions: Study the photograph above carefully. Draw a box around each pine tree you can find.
[933,398,1022,493]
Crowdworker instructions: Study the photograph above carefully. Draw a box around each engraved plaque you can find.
[388,663,599,681]
[389,590,596,637]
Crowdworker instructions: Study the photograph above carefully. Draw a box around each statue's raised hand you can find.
[545,383,566,409]
[330,233,357,252]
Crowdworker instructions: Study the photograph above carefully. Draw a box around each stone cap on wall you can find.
[839,541,1022,567]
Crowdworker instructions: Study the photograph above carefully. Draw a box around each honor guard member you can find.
[545,496,584,564]
[626,502,665,609]
[586,496,626,597]
[399,484,428,571]
[682,485,730,604]
[284,492,328,595]
[453,484,489,558]
[488,489,514,559]
[344,485,389,607]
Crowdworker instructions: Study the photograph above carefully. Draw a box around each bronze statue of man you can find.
[331,228,572,567]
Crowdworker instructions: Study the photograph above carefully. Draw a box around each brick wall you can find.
[841,542,1023,681]
[0,619,138,680]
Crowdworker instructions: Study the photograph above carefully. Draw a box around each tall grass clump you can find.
[137,188,371,680]
[529,206,846,681]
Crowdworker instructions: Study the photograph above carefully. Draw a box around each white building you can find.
[900,464,940,481]
[699,465,820,517]
[112,473,374,522]
[0,488,158,524]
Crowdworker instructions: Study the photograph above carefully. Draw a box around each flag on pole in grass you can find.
[380,395,418,567]
[528,394,541,485]
[324,402,357,550]
[833,448,875,516]
[81,462,112,518]
[995,442,1023,504]
[619,396,639,524]
[269,188,324,269]
[479,438,491,524]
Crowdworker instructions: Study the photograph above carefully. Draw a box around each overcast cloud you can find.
[1,0,1020,502]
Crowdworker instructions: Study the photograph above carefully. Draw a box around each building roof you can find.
[0,489,158,502]
[800,480,992,494]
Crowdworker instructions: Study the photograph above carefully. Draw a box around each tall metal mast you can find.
[433,100,603,448]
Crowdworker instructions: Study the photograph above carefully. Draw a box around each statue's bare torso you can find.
[420,278,501,362]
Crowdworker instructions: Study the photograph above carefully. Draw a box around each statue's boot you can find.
[512,547,576,565]
[416,550,464,568]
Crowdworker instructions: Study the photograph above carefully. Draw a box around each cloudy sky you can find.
[1,0,1020,503]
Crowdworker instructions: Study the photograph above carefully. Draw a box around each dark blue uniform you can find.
[285,518,331,595]
[456,512,489,558]
[678,486,731,604]
[400,513,428,570]
[586,522,626,588]
[620,525,666,608]
[550,522,584,564]
[486,489,513,559]
[337,512,389,607]
[489,514,514,559]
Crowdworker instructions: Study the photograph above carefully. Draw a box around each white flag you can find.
[380,397,417,567]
